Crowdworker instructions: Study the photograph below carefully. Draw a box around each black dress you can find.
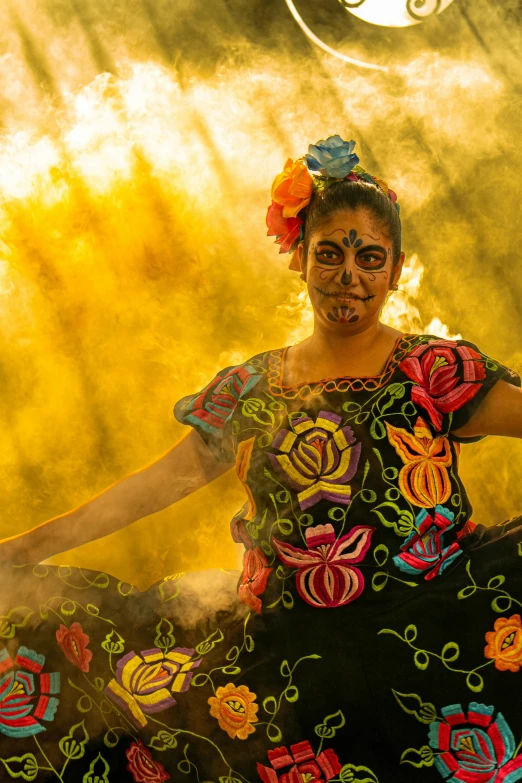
[1,332,522,783]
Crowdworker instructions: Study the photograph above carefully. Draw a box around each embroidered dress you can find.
[1,332,522,783]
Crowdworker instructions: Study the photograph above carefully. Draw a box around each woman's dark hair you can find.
[301,179,402,265]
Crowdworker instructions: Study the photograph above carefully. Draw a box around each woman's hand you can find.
[0,429,234,564]
[452,380,522,440]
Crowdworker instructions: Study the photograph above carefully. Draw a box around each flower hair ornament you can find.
[265,135,400,272]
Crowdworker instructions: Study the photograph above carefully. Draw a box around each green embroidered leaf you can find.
[101,630,125,654]
[154,617,176,652]
[466,670,485,693]
[487,575,506,590]
[94,677,105,691]
[281,590,294,609]
[392,690,437,724]
[339,763,378,783]
[219,777,242,783]
[404,624,418,643]
[92,573,110,589]
[373,544,389,567]
[85,604,100,616]
[266,722,282,743]
[195,627,224,655]
[372,571,389,592]
[518,542,522,556]
[0,606,34,639]
[441,642,460,663]
[150,729,179,751]
[60,600,76,616]
[32,564,48,578]
[116,580,135,596]
[103,728,120,748]
[262,696,278,715]
[275,489,290,504]
[314,709,346,739]
[369,418,385,439]
[82,752,110,783]
[276,518,293,535]
[400,746,434,768]
[0,753,39,781]
[413,650,430,670]
[491,595,512,613]
[371,503,414,537]
[360,489,377,504]
[284,685,299,703]
[457,585,476,600]
[298,513,314,528]
[59,719,89,760]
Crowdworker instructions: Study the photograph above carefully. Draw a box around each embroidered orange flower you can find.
[208,683,258,739]
[385,417,452,509]
[56,622,93,672]
[271,158,313,218]
[484,614,522,672]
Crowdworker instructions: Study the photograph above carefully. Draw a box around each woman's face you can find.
[297,207,405,332]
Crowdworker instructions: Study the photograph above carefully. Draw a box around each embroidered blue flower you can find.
[304,136,360,178]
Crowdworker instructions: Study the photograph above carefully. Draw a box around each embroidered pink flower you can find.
[273,523,374,609]
[257,739,341,783]
[238,546,273,614]
[399,339,486,431]
[269,411,361,511]
[56,622,93,673]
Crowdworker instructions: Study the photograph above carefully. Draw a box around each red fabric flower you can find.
[399,339,486,431]
[238,546,273,614]
[56,622,93,673]
[266,201,303,254]
[257,740,341,783]
[125,739,170,783]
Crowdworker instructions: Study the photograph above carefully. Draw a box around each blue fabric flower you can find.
[304,136,360,178]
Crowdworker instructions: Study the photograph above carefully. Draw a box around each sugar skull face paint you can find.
[298,208,403,333]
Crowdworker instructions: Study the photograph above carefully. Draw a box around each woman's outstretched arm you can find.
[451,380,522,439]
[0,429,234,564]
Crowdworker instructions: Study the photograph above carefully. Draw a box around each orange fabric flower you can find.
[484,614,522,672]
[386,417,452,509]
[271,158,313,218]
[208,683,258,739]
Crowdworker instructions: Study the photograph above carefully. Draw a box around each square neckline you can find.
[275,332,413,390]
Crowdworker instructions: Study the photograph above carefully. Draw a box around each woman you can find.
[1,135,521,783]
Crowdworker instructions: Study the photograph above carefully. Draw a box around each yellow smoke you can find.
[0,13,520,588]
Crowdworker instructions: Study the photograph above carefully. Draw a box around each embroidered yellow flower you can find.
[385,417,452,509]
[208,683,258,739]
[484,614,522,672]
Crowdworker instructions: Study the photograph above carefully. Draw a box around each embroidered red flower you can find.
[56,622,93,673]
[399,339,486,431]
[257,739,341,783]
[238,546,273,614]
[273,523,374,609]
[125,739,170,782]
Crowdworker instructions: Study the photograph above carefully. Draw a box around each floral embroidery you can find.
[177,364,260,434]
[257,739,342,783]
[273,523,374,609]
[238,547,273,614]
[208,682,259,739]
[484,615,522,673]
[56,622,93,673]
[428,702,522,781]
[0,646,60,738]
[105,647,202,728]
[386,416,452,508]
[399,339,486,431]
[125,739,170,782]
[393,506,463,580]
[268,411,361,510]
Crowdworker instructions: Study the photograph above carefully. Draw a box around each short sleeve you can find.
[173,362,262,463]
[399,336,521,443]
